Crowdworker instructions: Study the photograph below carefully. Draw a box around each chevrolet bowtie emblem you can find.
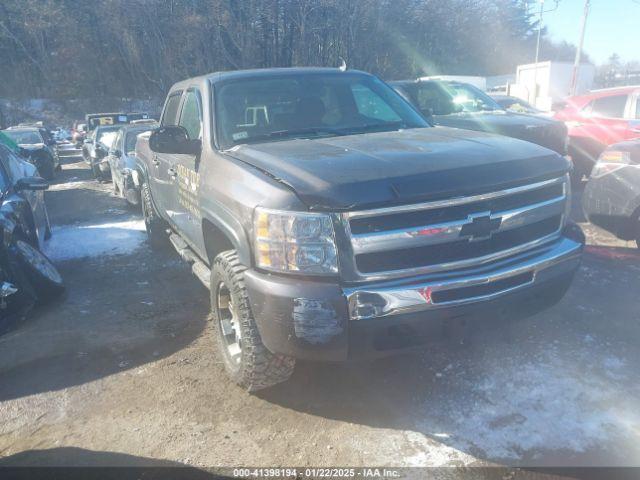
[459,212,502,241]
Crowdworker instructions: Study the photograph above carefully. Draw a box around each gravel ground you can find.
[0,156,639,470]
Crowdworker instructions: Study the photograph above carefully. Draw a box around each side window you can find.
[351,84,401,122]
[178,90,203,139]
[161,92,183,127]
[590,95,628,118]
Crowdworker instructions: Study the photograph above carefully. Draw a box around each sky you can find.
[542,0,640,65]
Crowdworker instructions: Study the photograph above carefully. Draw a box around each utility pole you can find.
[534,0,545,67]
[570,0,590,96]
[532,0,559,106]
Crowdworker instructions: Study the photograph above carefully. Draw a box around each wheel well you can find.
[203,220,235,265]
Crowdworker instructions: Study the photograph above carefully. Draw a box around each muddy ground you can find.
[0,155,639,470]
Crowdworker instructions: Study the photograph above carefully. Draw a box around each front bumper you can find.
[98,158,111,174]
[121,170,141,205]
[245,229,583,362]
[582,166,640,240]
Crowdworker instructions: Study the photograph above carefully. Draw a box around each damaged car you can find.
[136,68,584,392]
[583,139,640,247]
[83,125,120,180]
[0,143,64,328]
[2,126,60,180]
[106,122,158,206]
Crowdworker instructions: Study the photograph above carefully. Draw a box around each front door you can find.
[171,88,204,253]
[151,91,183,216]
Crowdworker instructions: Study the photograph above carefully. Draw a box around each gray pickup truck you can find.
[136,67,584,392]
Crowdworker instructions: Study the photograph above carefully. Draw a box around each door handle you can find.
[168,167,178,179]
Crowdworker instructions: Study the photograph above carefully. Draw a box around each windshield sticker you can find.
[232,131,248,141]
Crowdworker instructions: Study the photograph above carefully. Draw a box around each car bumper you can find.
[244,227,583,362]
[583,166,640,240]
[121,171,141,204]
[98,158,111,173]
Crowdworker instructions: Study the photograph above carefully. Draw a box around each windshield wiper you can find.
[267,127,346,138]
[230,127,345,146]
[336,121,407,135]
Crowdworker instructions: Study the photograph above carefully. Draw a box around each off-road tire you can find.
[210,250,295,392]
[141,181,169,250]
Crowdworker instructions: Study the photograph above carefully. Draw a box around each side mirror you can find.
[149,126,201,155]
[15,176,49,191]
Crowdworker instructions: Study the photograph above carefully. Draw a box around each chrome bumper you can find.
[345,236,582,321]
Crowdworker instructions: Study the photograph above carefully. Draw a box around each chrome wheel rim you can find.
[217,281,242,366]
[16,240,63,284]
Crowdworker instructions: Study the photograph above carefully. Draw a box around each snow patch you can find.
[45,220,146,261]
[415,348,640,461]
[402,431,475,467]
[48,179,100,191]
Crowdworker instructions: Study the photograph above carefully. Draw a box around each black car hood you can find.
[225,127,569,211]
[433,111,567,154]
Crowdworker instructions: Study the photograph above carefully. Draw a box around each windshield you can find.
[96,128,120,148]
[215,72,428,149]
[3,130,44,145]
[496,97,541,114]
[408,81,503,115]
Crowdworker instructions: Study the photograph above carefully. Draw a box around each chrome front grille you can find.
[342,175,568,281]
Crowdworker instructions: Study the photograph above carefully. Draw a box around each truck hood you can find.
[225,127,569,211]
[433,112,567,154]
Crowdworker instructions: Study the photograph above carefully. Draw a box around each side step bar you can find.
[168,232,211,290]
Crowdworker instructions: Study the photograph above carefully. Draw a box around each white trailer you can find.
[513,61,595,111]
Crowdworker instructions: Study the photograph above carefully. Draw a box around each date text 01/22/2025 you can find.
[231,467,401,478]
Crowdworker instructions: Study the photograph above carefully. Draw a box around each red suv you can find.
[554,86,640,180]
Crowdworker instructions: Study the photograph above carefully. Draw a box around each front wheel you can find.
[11,239,64,303]
[210,251,295,392]
[141,182,169,250]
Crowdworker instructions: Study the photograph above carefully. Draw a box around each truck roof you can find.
[169,67,369,91]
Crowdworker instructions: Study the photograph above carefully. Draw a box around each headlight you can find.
[254,208,338,275]
[590,150,630,178]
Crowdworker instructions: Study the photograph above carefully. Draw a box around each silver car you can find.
[106,123,158,206]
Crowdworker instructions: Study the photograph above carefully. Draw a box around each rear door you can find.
[151,91,183,215]
[171,88,204,249]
